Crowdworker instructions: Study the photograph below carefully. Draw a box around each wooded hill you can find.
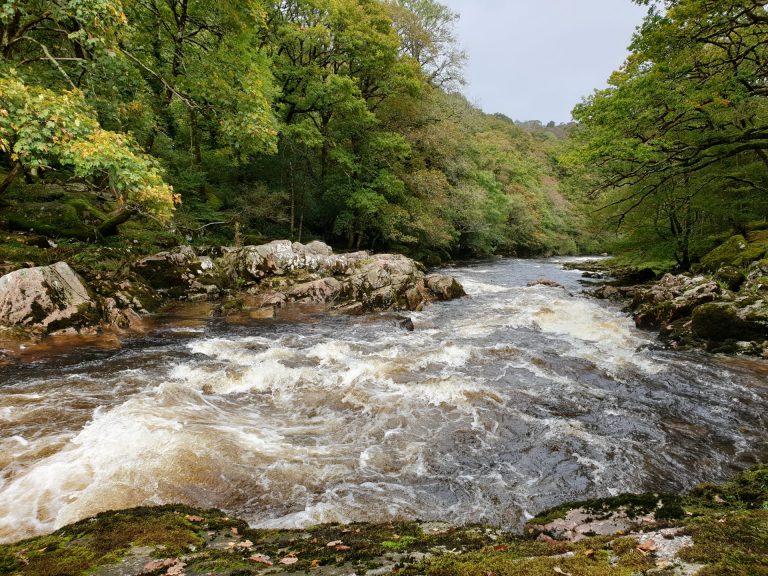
[0,0,591,269]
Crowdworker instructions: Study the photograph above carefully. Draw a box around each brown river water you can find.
[0,258,766,543]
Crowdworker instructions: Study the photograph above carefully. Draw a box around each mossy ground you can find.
[1,467,766,576]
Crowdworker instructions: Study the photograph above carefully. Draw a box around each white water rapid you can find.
[1,258,766,543]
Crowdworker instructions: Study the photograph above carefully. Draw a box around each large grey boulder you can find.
[0,262,95,332]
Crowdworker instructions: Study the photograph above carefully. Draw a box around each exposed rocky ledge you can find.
[0,240,465,339]
[0,465,764,575]
[590,260,768,356]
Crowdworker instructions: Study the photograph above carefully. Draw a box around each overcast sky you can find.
[440,0,649,123]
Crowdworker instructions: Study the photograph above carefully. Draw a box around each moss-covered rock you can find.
[2,466,766,576]
[691,302,767,342]
[701,233,768,271]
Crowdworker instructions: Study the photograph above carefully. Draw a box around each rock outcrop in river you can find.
[0,262,96,332]
[0,240,465,337]
[590,232,768,356]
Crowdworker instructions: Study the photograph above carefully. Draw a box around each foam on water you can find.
[0,257,767,543]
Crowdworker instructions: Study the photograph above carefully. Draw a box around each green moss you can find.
[529,492,685,526]
[677,511,768,575]
[701,234,768,271]
[381,535,418,550]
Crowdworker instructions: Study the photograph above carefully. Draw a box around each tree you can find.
[0,75,177,234]
[571,0,768,265]
[384,0,466,89]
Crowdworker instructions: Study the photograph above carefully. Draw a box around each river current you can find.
[1,258,767,543]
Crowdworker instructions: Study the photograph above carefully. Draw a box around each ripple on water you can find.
[0,257,767,543]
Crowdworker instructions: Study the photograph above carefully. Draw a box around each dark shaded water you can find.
[1,257,767,543]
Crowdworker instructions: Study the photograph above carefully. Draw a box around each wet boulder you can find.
[0,262,96,332]
[527,278,565,289]
[633,274,723,330]
[426,274,467,300]
[133,246,199,289]
[691,302,768,342]
[286,277,342,304]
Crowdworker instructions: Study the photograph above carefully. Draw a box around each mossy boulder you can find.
[691,302,767,342]
[714,265,745,291]
[701,233,768,271]
[0,262,96,333]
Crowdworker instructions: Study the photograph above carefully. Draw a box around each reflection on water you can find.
[1,258,767,543]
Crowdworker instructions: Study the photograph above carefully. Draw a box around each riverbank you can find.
[1,465,765,575]
[0,240,465,358]
[578,231,768,357]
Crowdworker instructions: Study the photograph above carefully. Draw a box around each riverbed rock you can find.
[133,246,201,291]
[527,278,565,290]
[632,274,723,330]
[0,262,96,332]
[426,274,467,301]
[211,244,466,312]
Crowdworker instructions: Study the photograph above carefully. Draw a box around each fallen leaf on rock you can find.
[249,554,273,566]
[166,561,186,576]
[143,559,174,572]
[280,556,299,565]
[553,568,572,576]
[15,549,28,566]
[326,540,344,547]
[637,540,657,553]
[143,558,185,574]
[537,534,557,544]
[185,515,204,522]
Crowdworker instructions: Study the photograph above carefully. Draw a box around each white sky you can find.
[440,0,649,123]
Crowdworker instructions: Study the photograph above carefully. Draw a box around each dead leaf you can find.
[235,540,254,549]
[493,544,509,552]
[583,548,595,559]
[637,539,657,554]
[143,559,173,572]
[231,527,239,535]
[185,515,204,523]
[311,559,321,568]
[335,544,351,551]
[537,534,557,544]
[553,568,572,576]
[166,561,186,576]
[280,556,299,565]
[326,540,344,547]
[249,554,273,566]
[15,549,28,566]
[392,534,401,540]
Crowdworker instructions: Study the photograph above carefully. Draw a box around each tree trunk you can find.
[0,162,21,196]
[99,207,136,237]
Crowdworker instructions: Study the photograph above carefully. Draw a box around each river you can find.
[1,257,767,544]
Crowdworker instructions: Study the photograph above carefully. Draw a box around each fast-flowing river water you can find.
[1,258,767,544]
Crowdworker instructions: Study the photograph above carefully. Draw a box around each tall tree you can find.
[571,0,768,265]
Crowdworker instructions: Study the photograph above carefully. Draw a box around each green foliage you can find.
[0,0,589,258]
[570,0,768,268]
[0,75,176,220]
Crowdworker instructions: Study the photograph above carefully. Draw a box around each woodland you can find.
[0,0,766,270]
